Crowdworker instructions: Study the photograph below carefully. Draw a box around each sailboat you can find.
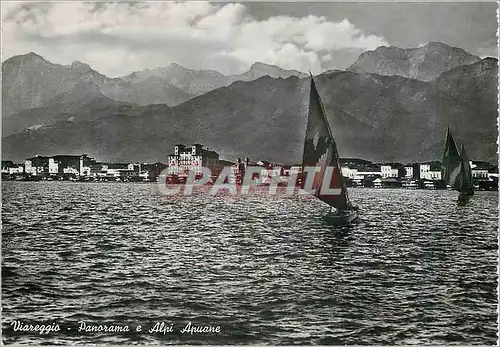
[301,74,359,224]
[441,127,474,203]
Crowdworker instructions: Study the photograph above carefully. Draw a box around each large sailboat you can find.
[301,74,359,224]
[441,127,474,203]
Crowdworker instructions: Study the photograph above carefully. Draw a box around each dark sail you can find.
[301,75,349,210]
[441,127,462,190]
[459,145,474,195]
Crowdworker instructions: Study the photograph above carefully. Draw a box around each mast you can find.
[459,144,474,195]
[302,74,349,210]
[441,126,462,190]
[312,75,350,205]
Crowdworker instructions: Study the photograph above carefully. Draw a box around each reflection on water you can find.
[2,182,498,345]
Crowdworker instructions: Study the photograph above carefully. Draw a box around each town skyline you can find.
[4,150,498,169]
[3,142,497,173]
[3,147,497,192]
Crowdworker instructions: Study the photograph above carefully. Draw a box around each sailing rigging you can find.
[441,127,474,202]
[301,74,358,224]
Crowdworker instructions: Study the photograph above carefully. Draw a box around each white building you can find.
[168,144,219,175]
[49,158,59,174]
[419,162,442,180]
[341,167,358,179]
[24,156,50,175]
[425,170,442,180]
[470,162,491,179]
[380,164,401,178]
[63,167,79,175]
[341,166,382,183]
[24,160,34,174]
[404,166,414,178]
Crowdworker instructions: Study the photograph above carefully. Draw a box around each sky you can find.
[1,1,498,77]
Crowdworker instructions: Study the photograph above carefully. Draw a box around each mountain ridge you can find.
[3,59,497,164]
[2,53,310,117]
[120,61,308,96]
[2,44,497,164]
[347,42,482,81]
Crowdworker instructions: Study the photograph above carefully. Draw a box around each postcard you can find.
[1,1,498,345]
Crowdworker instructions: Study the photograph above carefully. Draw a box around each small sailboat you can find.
[441,127,474,203]
[457,144,474,203]
[301,74,359,224]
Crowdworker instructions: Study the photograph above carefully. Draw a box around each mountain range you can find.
[2,42,498,164]
[2,53,307,119]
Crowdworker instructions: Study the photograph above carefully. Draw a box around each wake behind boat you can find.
[441,127,475,204]
[301,74,359,225]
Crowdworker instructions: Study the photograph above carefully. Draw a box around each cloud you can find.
[1,1,389,76]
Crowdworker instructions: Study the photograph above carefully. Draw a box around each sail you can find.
[459,145,474,194]
[301,75,349,210]
[441,127,462,190]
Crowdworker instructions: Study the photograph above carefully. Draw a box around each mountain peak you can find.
[348,42,481,81]
[4,52,48,65]
[248,62,286,74]
[166,62,187,71]
[71,61,92,71]
[25,52,45,60]
[420,41,451,49]
[244,62,307,79]
[250,61,276,69]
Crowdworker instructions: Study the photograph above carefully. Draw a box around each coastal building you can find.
[487,166,498,180]
[91,163,137,179]
[134,162,167,182]
[25,155,50,175]
[2,161,24,175]
[1,161,14,173]
[290,165,303,175]
[419,161,442,180]
[63,167,79,175]
[380,163,405,178]
[230,157,289,185]
[381,177,403,188]
[25,154,95,176]
[52,155,94,176]
[341,167,358,179]
[471,161,493,180]
[49,158,59,174]
[168,144,219,175]
[341,162,381,186]
[402,179,419,189]
[404,164,420,179]
[404,166,414,178]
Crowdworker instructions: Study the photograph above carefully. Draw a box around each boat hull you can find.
[323,209,359,225]
[458,191,473,205]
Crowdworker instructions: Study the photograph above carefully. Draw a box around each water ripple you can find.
[1,182,497,345]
